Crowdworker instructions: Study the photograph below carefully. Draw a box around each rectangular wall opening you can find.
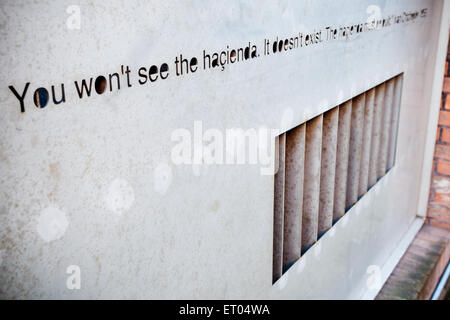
[272,73,404,284]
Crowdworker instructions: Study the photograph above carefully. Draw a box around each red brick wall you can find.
[427,36,450,230]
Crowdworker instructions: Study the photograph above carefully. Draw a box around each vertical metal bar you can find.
[346,93,365,209]
[387,74,404,169]
[333,100,352,221]
[318,108,338,236]
[358,88,375,197]
[283,125,305,272]
[273,133,285,283]
[378,78,395,177]
[368,83,386,187]
[302,115,323,252]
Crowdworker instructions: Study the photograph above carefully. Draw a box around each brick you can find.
[422,224,450,239]
[442,127,450,143]
[416,232,447,246]
[435,144,450,161]
[444,78,450,93]
[434,193,450,207]
[427,206,450,221]
[428,46,450,228]
[429,218,450,231]
[445,95,450,110]
[413,237,445,253]
[439,110,450,126]
[431,175,450,193]
[437,160,450,176]
[377,225,450,300]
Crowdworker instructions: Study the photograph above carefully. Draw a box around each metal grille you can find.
[273,74,404,283]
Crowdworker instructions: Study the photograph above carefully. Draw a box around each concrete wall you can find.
[0,0,445,299]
